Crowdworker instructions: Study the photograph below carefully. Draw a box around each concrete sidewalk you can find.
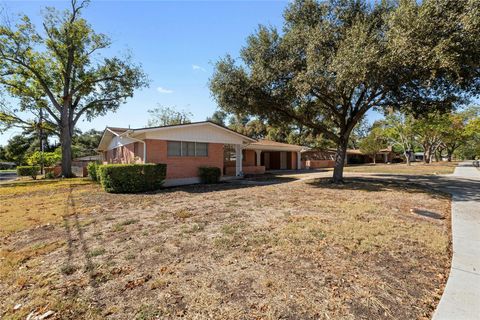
[433,162,480,320]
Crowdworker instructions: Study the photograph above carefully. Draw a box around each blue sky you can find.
[0,0,382,145]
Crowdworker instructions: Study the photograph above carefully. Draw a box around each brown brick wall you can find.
[145,139,224,179]
[243,149,256,166]
[103,143,143,164]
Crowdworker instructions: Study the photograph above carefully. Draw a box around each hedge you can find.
[87,162,99,182]
[198,166,221,184]
[17,166,40,179]
[97,163,166,193]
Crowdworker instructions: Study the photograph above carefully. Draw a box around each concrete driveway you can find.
[433,162,480,320]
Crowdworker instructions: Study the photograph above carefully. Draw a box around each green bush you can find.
[87,162,99,182]
[27,150,61,167]
[97,163,166,193]
[198,167,221,184]
[45,171,56,179]
[17,165,40,179]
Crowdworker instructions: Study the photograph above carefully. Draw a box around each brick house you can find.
[97,121,307,186]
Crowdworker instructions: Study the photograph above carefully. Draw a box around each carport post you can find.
[235,144,243,176]
[297,152,302,170]
[256,150,261,167]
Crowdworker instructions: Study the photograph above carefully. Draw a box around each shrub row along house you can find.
[97,121,306,186]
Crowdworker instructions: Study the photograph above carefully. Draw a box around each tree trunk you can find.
[424,148,431,164]
[373,154,376,164]
[404,150,411,166]
[60,117,73,178]
[332,138,348,183]
[447,151,453,162]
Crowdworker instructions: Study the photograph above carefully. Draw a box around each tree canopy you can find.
[147,105,192,127]
[210,0,480,182]
[0,0,148,176]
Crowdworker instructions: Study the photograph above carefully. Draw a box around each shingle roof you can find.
[250,139,304,148]
[106,127,128,134]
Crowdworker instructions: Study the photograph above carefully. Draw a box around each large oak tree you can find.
[0,0,148,177]
[210,0,480,182]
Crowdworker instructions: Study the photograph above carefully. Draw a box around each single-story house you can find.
[302,146,400,167]
[342,147,398,164]
[97,121,307,186]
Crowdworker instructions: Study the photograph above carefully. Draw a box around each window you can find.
[185,142,196,156]
[224,145,236,161]
[167,141,209,157]
[196,143,208,156]
[112,148,117,159]
[167,141,181,156]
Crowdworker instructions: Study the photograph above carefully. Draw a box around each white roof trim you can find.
[245,144,307,152]
[132,122,256,142]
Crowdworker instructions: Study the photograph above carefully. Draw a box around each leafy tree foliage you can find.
[359,124,387,164]
[349,117,370,150]
[27,150,61,167]
[72,129,102,157]
[412,113,450,164]
[210,0,479,182]
[147,105,192,127]
[382,111,416,165]
[460,117,480,159]
[0,0,148,177]
[0,145,5,161]
[441,107,480,161]
[206,110,228,126]
[2,135,32,165]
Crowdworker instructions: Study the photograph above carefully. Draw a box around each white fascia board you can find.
[141,122,255,145]
[245,144,307,152]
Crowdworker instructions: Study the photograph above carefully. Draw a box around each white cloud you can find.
[192,64,206,72]
[157,86,173,94]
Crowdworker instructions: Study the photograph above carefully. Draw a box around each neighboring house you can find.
[97,121,307,186]
[47,155,101,178]
[0,161,16,169]
[302,146,399,167]
[343,147,398,164]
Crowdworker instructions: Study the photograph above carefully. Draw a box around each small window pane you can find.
[167,141,181,156]
[196,143,208,157]
[182,142,195,156]
[187,142,195,157]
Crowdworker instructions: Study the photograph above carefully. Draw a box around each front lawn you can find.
[0,177,451,319]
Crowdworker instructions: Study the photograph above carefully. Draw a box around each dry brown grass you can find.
[343,162,458,175]
[0,179,98,236]
[0,176,451,319]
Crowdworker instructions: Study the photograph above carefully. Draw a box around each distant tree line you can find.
[0,129,102,166]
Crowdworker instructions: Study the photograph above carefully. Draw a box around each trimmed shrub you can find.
[87,162,99,182]
[45,171,55,179]
[98,163,166,193]
[17,165,40,180]
[198,166,221,184]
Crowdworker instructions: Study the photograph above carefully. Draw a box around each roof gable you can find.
[133,121,256,145]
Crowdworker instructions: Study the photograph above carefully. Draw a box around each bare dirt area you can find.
[0,176,451,319]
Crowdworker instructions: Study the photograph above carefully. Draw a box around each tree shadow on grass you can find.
[152,176,299,195]
[305,173,480,203]
[62,185,99,291]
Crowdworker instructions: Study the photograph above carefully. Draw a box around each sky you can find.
[0,0,383,145]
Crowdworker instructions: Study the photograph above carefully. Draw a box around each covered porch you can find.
[224,140,306,176]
